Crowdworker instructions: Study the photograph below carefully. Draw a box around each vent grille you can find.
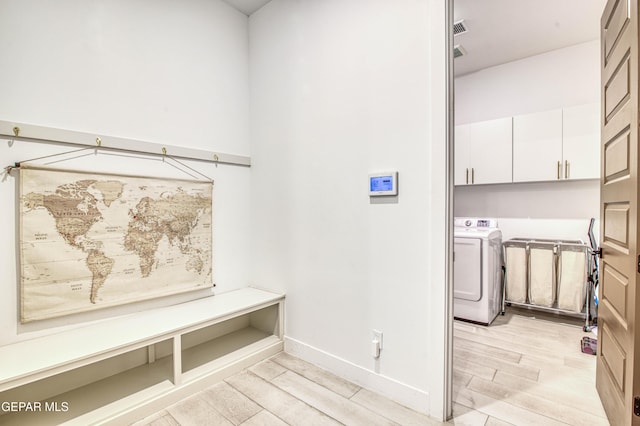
[453,20,468,36]
[453,45,466,59]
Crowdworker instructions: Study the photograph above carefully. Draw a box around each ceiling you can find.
[221,0,607,77]
[221,0,272,15]
[454,0,607,76]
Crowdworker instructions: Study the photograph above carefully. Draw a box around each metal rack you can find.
[503,238,594,331]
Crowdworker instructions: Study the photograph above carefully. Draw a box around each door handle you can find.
[565,160,569,179]
[472,168,475,184]
[466,168,469,184]
[557,161,561,180]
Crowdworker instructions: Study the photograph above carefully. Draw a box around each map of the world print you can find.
[19,165,213,322]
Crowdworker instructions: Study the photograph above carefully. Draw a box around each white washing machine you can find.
[454,217,503,325]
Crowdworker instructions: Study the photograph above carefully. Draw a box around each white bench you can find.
[0,287,285,425]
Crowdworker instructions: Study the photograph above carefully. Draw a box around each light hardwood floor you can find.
[452,307,608,425]
[133,309,608,426]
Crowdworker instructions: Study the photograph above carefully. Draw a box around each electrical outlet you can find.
[372,329,383,349]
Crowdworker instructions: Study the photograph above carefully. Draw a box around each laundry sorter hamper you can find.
[503,238,592,330]
[503,238,529,304]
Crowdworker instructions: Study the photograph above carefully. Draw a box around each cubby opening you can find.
[0,289,284,425]
[0,339,173,425]
[181,304,280,377]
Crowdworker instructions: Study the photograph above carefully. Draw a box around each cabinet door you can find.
[468,117,513,184]
[454,123,470,185]
[513,109,563,182]
[562,103,600,180]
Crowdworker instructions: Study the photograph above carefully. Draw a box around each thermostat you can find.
[369,171,398,196]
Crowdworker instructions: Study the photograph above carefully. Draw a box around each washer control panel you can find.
[454,218,498,229]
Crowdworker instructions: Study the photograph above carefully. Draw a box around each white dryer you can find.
[454,218,503,325]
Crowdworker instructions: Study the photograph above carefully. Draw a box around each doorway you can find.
[448,0,607,423]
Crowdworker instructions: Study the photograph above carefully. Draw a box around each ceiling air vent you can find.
[453,20,468,36]
[453,45,466,59]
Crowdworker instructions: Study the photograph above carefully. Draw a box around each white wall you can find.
[454,40,600,241]
[0,0,451,418]
[455,40,600,124]
[455,181,599,241]
[0,0,252,344]
[249,0,448,417]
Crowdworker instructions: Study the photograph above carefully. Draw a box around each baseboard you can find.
[284,336,429,415]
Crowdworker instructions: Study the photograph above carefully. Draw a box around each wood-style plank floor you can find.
[133,309,609,425]
[452,307,608,425]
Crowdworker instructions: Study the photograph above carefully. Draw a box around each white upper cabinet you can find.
[513,105,600,182]
[562,102,600,180]
[513,109,563,182]
[455,124,470,186]
[459,103,600,185]
[455,117,513,185]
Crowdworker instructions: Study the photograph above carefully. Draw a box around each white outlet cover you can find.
[372,330,383,349]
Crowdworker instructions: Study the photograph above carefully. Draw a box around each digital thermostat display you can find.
[371,176,393,192]
[369,171,398,196]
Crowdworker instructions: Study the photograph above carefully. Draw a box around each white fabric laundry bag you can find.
[529,247,556,307]
[557,250,587,312]
[505,245,527,303]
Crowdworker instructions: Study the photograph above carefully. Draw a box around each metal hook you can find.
[213,154,219,162]
[162,147,167,155]
[96,137,102,147]
[13,127,20,137]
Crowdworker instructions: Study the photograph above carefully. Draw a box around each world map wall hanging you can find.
[19,165,213,322]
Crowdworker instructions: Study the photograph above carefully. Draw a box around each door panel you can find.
[598,0,638,424]
[601,323,626,392]
[605,55,630,119]
[603,202,630,248]
[604,126,631,181]
[604,0,630,59]
[601,262,629,319]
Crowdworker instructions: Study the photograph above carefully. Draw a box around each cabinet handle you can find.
[565,160,569,179]
[472,168,475,184]
[557,161,561,180]
[466,168,469,184]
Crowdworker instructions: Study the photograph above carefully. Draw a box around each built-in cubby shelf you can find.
[0,287,284,425]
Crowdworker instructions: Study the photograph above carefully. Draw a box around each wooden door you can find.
[598,0,640,424]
